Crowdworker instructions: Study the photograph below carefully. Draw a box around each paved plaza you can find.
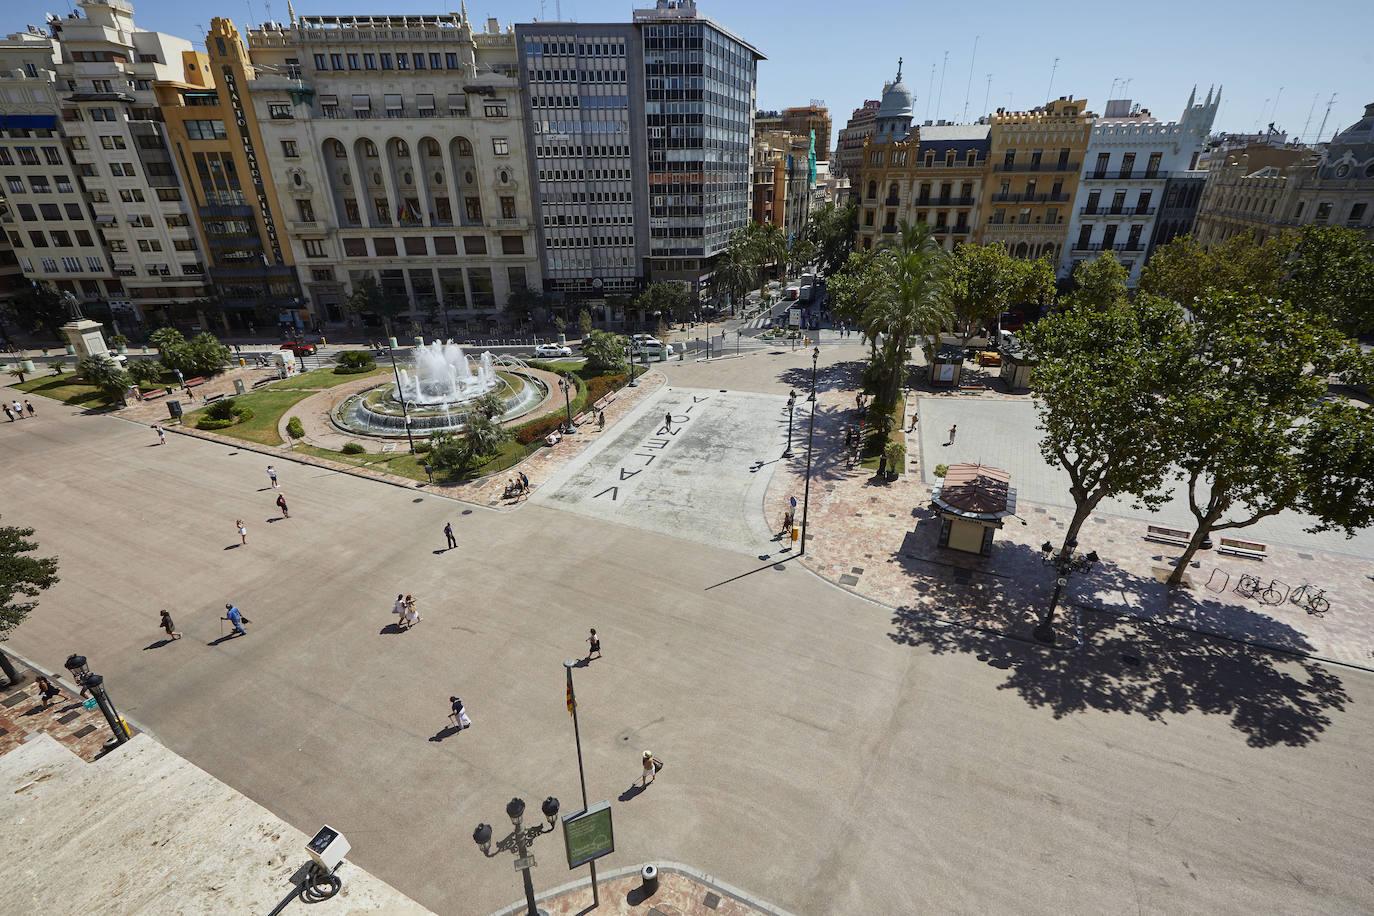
[2,344,1373,915]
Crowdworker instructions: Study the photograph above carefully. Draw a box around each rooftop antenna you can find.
[1315,92,1337,143]
[925,63,935,122]
[1045,56,1059,104]
[1300,92,1319,143]
[935,50,949,121]
[1105,77,1119,103]
[982,73,991,117]
[961,35,979,122]
[1122,77,1132,98]
[1269,86,1284,128]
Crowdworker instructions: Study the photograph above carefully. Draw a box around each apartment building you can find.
[1193,103,1374,247]
[1061,88,1216,283]
[751,129,810,240]
[49,0,209,326]
[244,9,539,331]
[515,0,762,304]
[833,99,879,183]
[978,97,1095,264]
[757,104,831,161]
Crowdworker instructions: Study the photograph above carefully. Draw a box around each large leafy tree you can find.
[77,354,132,405]
[1021,294,1193,550]
[827,248,887,354]
[0,518,60,686]
[634,282,691,325]
[948,245,1054,345]
[7,283,71,342]
[1161,293,1370,585]
[752,222,788,291]
[1138,231,1293,308]
[147,328,229,376]
[706,248,754,314]
[581,329,628,374]
[804,200,858,277]
[1063,251,1130,310]
[345,276,406,336]
[1280,224,1374,336]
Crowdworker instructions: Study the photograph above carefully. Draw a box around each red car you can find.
[280,341,317,356]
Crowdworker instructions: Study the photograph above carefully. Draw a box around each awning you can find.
[446,93,466,111]
[931,463,1017,520]
[384,94,402,108]
[416,93,435,109]
[351,94,371,109]
[319,94,338,106]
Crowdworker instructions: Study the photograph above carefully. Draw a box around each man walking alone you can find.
[444,522,457,550]
[224,603,248,637]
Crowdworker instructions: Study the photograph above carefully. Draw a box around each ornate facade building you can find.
[751,129,810,240]
[1062,88,1216,284]
[1193,103,1374,246]
[977,96,1095,264]
[833,98,878,183]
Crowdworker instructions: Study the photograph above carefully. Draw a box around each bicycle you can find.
[1234,574,1262,598]
[1236,575,1284,605]
[1290,584,1331,616]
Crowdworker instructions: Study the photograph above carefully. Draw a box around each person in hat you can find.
[640,750,662,787]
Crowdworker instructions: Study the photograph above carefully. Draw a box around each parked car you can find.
[280,341,317,356]
[534,343,573,358]
[633,340,674,357]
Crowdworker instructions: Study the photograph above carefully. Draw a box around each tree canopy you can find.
[0,517,60,685]
[6,284,70,342]
[804,200,858,277]
[948,245,1056,344]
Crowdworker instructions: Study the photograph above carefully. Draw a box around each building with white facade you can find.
[245,8,540,331]
[1062,88,1217,284]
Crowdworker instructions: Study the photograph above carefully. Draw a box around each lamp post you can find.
[782,389,797,459]
[563,659,600,908]
[800,347,819,556]
[384,345,416,453]
[474,795,560,916]
[63,654,129,748]
[558,377,574,432]
[1032,538,1099,645]
[627,342,638,387]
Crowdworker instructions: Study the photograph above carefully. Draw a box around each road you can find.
[1,378,1372,916]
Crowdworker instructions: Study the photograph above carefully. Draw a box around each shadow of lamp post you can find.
[1033,538,1098,645]
[383,345,416,453]
[474,795,560,916]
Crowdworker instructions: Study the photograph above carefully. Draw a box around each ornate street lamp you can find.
[63,654,129,748]
[558,377,574,432]
[383,345,416,453]
[782,389,797,459]
[474,794,560,916]
[1033,538,1099,645]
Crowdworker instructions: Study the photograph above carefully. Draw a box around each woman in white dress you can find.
[402,594,421,628]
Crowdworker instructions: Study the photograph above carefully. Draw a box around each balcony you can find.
[994,160,1079,173]
[1079,206,1157,217]
[288,219,321,232]
[884,197,899,206]
[1070,241,1146,254]
[881,224,897,234]
[1084,170,1168,181]
[989,192,1071,204]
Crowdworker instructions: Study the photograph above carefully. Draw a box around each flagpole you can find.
[563,659,598,908]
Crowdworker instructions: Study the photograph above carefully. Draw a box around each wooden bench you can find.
[139,388,165,400]
[544,430,563,446]
[1145,525,1192,547]
[593,391,617,411]
[203,392,225,403]
[251,376,276,389]
[1218,537,1267,560]
[183,376,206,388]
[572,412,590,427]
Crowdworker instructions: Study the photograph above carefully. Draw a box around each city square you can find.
[3,336,1373,914]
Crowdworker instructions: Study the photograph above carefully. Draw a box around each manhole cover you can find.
[704,892,721,909]
[839,574,860,586]
[1034,507,1047,514]
[462,509,473,515]
[1297,552,1313,560]
[73,724,97,738]
[772,563,787,571]
[851,567,864,574]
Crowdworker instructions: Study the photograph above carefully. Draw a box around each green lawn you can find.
[267,365,390,390]
[859,394,906,474]
[12,372,109,408]
[204,389,316,445]
[293,443,449,484]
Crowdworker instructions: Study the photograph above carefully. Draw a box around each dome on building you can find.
[876,58,914,121]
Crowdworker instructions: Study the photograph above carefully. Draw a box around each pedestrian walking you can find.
[2,405,12,422]
[877,453,888,477]
[276,494,289,518]
[781,508,794,537]
[223,603,248,636]
[908,412,918,431]
[154,424,165,445]
[392,594,406,623]
[587,628,601,660]
[948,424,958,445]
[159,610,182,640]
[640,750,663,787]
[236,519,247,545]
[444,521,457,550]
[401,594,421,629]
[664,412,673,432]
[11,399,23,418]
[34,675,61,708]
[266,465,278,488]
[598,408,605,430]
[449,696,472,729]
[24,400,35,417]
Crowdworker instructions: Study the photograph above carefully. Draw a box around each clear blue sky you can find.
[8,0,1372,145]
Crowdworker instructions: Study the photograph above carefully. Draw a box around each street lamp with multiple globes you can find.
[1033,538,1099,645]
[782,389,797,459]
[63,654,130,749]
[799,347,819,556]
[558,377,574,432]
[473,795,560,916]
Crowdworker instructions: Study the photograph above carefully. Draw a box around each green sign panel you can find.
[562,801,614,869]
[83,698,98,710]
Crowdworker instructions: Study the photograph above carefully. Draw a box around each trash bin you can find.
[640,864,658,896]
[167,400,182,420]
[234,378,246,395]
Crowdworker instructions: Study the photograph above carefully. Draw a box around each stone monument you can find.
[58,292,111,361]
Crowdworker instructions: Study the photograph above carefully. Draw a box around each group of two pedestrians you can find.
[3,399,35,421]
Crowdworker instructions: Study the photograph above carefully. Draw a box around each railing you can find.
[884,197,899,206]
[881,225,897,234]
[1070,241,1146,253]
[993,161,1079,173]
[1079,206,1157,216]
[990,192,1070,203]
[1084,169,1168,180]
[321,108,467,121]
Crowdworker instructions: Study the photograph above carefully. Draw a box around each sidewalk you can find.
[493,862,795,916]
[763,347,1374,670]
[1,663,132,761]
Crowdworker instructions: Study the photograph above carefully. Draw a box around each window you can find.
[397,53,409,70]
[110,162,136,177]
[6,175,22,193]
[385,94,403,118]
[76,230,92,245]
[1315,202,1332,223]
[966,151,977,167]
[185,120,227,140]
[1093,152,1109,177]
[380,54,393,70]
[464,197,483,222]
[173,239,197,251]
[413,53,426,70]
[1145,152,1162,177]
[417,94,435,117]
[484,100,508,117]
[297,200,314,222]
[43,146,62,164]
[29,176,50,193]
[303,239,326,258]
[404,237,427,255]
[118,188,145,202]
[1119,153,1135,178]
[166,215,188,227]
[156,188,182,201]
[39,204,60,220]
[347,54,360,70]
[1,147,18,162]
[501,235,524,255]
[373,238,397,256]
[445,52,459,69]
[492,138,509,156]
[286,58,302,79]
[448,94,468,117]
[364,54,376,70]
[63,201,80,216]
[463,235,486,254]
[137,239,162,252]
[100,135,125,150]
[268,103,292,120]
[40,258,58,273]
[281,139,299,158]
[87,256,103,270]
[28,231,48,247]
[89,189,108,202]
[311,267,334,281]
[330,54,343,70]
[342,238,367,257]
[78,164,97,177]
[429,54,442,70]
[500,196,516,219]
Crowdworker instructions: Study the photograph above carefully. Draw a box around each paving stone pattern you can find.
[0,672,127,761]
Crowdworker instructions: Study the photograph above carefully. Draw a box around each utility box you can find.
[167,400,183,420]
[233,378,247,395]
[306,826,350,872]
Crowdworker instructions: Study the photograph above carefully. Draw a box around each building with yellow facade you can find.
[978,97,1094,263]
[155,18,303,331]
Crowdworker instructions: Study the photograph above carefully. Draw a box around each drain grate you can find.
[839,574,860,586]
[851,567,864,574]
[1297,552,1313,560]
[2,692,28,708]
[73,724,97,738]
[57,711,80,724]
[704,892,721,910]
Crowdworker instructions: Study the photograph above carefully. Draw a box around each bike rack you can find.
[1205,568,1229,593]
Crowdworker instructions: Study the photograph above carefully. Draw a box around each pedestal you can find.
[60,319,110,362]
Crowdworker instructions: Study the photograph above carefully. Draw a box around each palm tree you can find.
[708,248,754,315]
[861,220,953,403]
[753,222,787,293]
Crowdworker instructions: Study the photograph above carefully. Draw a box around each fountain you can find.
[333,342,547,438]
